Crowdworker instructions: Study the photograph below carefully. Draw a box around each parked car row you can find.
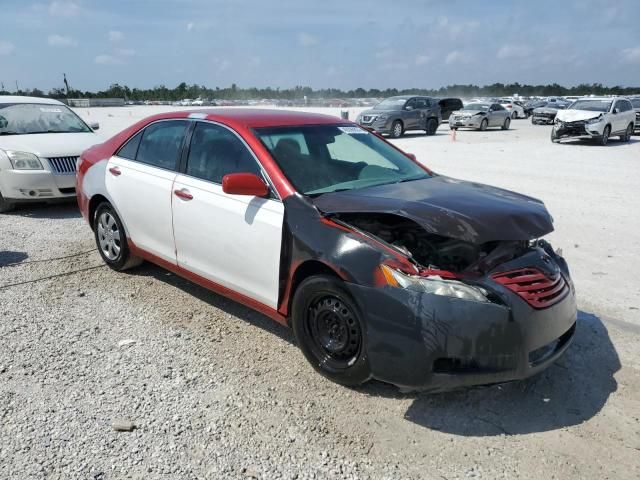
[1,95,578,393]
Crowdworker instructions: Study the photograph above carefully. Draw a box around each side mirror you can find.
[90,122,100,130]
[613,108,620,114]
[405,105,414,111]
[222,173,269,197]
[406,153,417,161]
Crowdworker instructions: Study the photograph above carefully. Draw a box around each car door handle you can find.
[174,188,193,201]
[108,166,122,176]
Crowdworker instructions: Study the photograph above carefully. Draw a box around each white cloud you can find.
[0,41,15,55]
[47,34,77,47]
[497,45,532,60]
[187,22,194,31]
[48,0,80,17]
[298,32,318,47]
[380,61,409,71]
[622,46,640,64]
[94,54,123,65]
[415,54,430,66]
[108,30,124,42]
[248,56,261,68]
[212,58,231,71]
[445,50,468,65]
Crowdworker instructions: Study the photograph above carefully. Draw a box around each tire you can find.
[390,120,403,138]
[291,275,371,387]
[598,125,611,146]
[0,192,15,213]
[502,117,511,130]
[93,202,142,271]
[551,128,560,143]
[620,123,633,142]
[425,118,438,136]
[449,126,458,130]
[511,111,518,119]
[531,117,536,125]
[479,118,488,131]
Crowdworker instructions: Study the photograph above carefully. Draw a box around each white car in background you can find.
[551,97,635,146]
[497,98,526,119]
[0,96,100,212]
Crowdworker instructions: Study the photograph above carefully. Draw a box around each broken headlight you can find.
[380,265,489,303]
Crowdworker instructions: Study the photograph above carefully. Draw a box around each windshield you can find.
[569,100,612,112]
[463,103,490,111]
[373,97,408,111]
[0,103,91,135]
[255,125,430,195]
[631,98,640,108]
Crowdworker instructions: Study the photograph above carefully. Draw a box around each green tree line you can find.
[1,82,638,100]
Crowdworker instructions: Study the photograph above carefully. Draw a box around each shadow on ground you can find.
[3,200,81,219]
[398,310,620,436]
[131,263,295,346]
[0,251,28,267]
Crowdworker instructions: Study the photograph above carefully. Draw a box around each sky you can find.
[1,0,639,92]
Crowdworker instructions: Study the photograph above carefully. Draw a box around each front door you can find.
[171,121,284,308]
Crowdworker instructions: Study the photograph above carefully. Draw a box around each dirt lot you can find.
[1,109,639,479]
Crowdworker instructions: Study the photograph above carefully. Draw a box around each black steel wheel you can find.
[291,275,371,386]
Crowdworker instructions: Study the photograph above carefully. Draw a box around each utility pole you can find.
[15,80,19,93]
[63,73,70,97]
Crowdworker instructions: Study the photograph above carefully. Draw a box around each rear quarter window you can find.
[116,131,143,160]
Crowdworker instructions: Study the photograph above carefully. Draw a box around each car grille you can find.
[557,120,587,135]
[491,267,569,309]
[47,156,78,175]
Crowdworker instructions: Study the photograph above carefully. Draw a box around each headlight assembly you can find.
[6,151,44,170]
[586,115,604,125]
[379,265,489,303]
[376,114,388,122]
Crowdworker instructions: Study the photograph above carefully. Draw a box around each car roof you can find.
[0,95,66,105]
[144,108,351,129]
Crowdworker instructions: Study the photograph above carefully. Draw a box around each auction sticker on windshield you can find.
[338,126,368,135]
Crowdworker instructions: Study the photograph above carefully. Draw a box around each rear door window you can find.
[136,120,188,170]
[116,131,143,160]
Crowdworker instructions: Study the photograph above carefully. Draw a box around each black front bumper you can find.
[347,250,577,392]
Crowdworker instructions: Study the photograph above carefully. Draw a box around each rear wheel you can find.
[511,111,518,119]
[502,117,511,130]
[93,202,142,271]
[620,123,633,142]
[425,118,438,136]
[0,192,14,213]
[598,125,611,146]
[291,275,371,387]
[390,120,403,138]
[479,118,488,131]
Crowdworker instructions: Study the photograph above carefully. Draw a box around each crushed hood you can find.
[0,132,101,158]
[313,176,554,244]
[533,107,560,114]
[555,109,603,122]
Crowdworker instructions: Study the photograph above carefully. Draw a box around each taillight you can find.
[506,104,512,108]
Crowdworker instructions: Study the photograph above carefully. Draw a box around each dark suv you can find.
[438,98,464,121]
[356,95,441,138]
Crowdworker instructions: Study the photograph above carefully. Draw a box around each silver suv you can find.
[356,96,442,138]
[552,97,635,146]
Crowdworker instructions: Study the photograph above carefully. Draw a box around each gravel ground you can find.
[1,111,639,479]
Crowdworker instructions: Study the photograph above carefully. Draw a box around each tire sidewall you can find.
[479,119,488,131]
[291,275,371,387]
[390,120,403,138]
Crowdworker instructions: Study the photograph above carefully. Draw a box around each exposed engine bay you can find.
[333,213,529,274]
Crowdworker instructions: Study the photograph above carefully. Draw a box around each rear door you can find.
[106,120,188,263]
[171,121,284,308]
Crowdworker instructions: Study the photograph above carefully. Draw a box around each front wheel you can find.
[502,117,511,130]
[390,120,403,138]
[0,192,15,213]
[598,125,611,146]
[93,202,142,271]
[479,118,488,131]
[425,118,438,136]
[551,128,560,143]
[291,275,371,387]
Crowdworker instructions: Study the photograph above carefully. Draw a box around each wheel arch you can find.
[88,194,110,230]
